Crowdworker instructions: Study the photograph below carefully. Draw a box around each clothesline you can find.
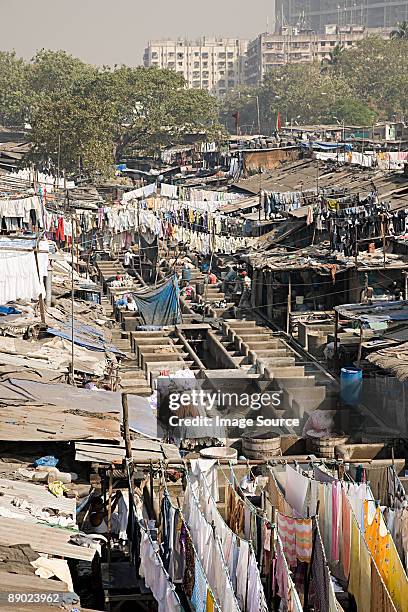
[217,462,303,611]
[184,472,241,611]
[161,474,223,612]
[139,522,184,612]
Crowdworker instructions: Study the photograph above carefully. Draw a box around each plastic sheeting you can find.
[47,319,124,355]
[132,275,181,326]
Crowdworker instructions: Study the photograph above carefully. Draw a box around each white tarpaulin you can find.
[0,251,45,304]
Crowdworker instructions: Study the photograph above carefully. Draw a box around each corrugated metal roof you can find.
[75,440,181,464]
[0,378,158,442]
[0,478,76,519]
[0,517,95,561]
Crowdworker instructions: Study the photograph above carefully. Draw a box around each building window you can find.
[218,52,226,59]
[167,62,175,68]
[177,52,184,59]
[228,70,235,76]
[194,62,200,68]
[193,80,200,87]
[219,88,226,94]
[202,71,209,77]
[218,62,225,68]
[228,79,235,87]
[193,71,200,78]
[219,70,225,75]
[202,61,208,68]
[228,61,234,68]
[202,79,209,86]
[227,52,234,58]
[202,52,208,58]
[194,52,200,56]
[178,61,183,67]
[152,52,158,59]
[168,52,174,57]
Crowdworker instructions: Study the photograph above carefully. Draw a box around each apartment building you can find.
[245,26,384,86]
[143,37,248,96]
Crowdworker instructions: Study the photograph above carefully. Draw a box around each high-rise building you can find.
[143,37,248,96]
[275,0,408,32]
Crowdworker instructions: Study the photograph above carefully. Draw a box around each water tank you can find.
[340,367,362,406]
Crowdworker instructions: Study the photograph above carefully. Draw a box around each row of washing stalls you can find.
[248,259,351,333]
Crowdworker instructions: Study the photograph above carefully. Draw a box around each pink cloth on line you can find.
[331,481,340,563]
[277,513,296,567]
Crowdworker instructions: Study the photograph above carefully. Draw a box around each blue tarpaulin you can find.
[0,306,22,315]
[301,141,353,152]
[47,319,124,355]
[132,275,181,326]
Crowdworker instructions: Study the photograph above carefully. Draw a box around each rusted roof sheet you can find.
[0,378,157,442]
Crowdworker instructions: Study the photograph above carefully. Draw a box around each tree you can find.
[334,36,408,119]
[28,49,97,98]
[259,63,353,126]
[0,51,29,125]
[331,97,378,125]
[219,86,260,134]
[391,21,408,39]
[321,43,344,72]
[26,57,222,177]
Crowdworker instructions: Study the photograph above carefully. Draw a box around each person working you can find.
[87,491,128,539]
[123,249,133,268]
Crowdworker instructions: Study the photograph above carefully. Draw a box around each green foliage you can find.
[219,87,260,134]
[219,34,407,133]
[0,49,221,177]
[391,21,408,39]
[0,51,29,125]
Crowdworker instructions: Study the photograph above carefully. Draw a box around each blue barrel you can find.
[182,266,191,282]
[340,367,362,405]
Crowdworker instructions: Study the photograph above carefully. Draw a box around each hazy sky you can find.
[0,0,273,66]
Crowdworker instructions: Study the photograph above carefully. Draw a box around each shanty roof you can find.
[334,300,408,322]
[233,159,408,210]
[0,516,95,561]
[0,477,76,521]
[247,245,354,275]
[0,378,157,442]
[367,342,408,381]
[75,439,181,464]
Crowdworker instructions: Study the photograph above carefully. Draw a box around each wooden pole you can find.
[136,199,143,279]
[70,208,76,386]
[382,214,386,268]
[122,392,132,462]
[334,310,339,369]
[286,273,292,334]
[33,249,46,325]
[107,467,113,564]
[356,323,363,367]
